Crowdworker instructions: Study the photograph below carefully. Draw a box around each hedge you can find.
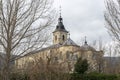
[70,73,118,80]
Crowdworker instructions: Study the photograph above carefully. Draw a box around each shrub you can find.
[10,72,29,80]
[74,58,88,74]
[70,73,118,80]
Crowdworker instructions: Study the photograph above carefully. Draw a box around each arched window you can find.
[55,36,57,41]
[62,35,65,41]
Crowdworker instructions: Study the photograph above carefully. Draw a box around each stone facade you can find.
[53,31,68,45]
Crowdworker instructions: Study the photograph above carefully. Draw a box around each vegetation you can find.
[0,57,119,80]
[74,58,88,74]
[8,71,120,80]
[105,0,120,44]
[70,72,118,80]
[71,58,119,80]
[104,0,120,74]
[0,0,54,80]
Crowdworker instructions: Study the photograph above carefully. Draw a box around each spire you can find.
[59,0,62,17]
[53,2,68,33]
[85,36,88,45]
[58,4,62,22]
[59,5,62,18]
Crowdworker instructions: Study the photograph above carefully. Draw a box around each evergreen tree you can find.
[74,58,89,74]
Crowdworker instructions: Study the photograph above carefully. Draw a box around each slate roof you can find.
[53,16,68,33]
[27,38,79,55]
[81,42,95,51]
[63,38,78,46]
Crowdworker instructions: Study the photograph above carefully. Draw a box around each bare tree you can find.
[18,54,71,80]
[0,0,55,80]
[104,0,120,73]
[104,45,120,74]
[30,58,70,80]
[104,0,120,45]
[91,39,105,73]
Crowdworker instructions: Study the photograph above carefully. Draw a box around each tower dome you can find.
[81,38,95,51]
[53,16,68,33]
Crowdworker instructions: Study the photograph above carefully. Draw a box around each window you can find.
[54,57,58,61]
[66,52,72,60]
[62,35,65,41]
[55,36,57,41]
[66,53,70,59]
[72,54,78,61]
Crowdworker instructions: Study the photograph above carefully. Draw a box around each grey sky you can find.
[53,0,111,45]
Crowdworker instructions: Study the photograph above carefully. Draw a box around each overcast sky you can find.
[53,0,112,45]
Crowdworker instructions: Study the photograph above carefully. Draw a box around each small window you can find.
[66,52,72,60]
[72,55,78,61]
[57,26,59,29]
[63,35,65,41]
[55,57,58,60]
[66,53,69,59]
[55,36,57,41]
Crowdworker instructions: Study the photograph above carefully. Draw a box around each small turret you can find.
[81,37,95,51]
[85,36,88,45]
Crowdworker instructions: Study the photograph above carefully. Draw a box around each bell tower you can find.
[53,15,68,45]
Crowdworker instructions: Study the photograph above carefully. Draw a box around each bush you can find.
[70,73,118,80]
[74,58,88,74]
[10,72,29,80]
